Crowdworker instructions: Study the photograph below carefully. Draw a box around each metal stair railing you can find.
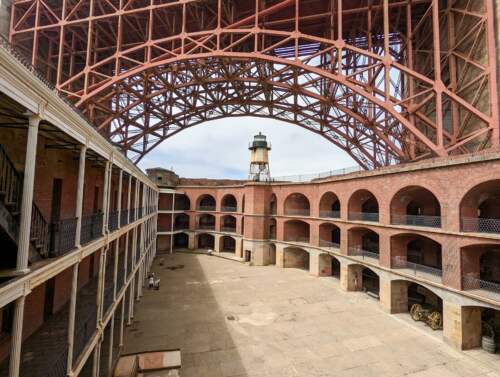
[0,144,50,256]
[0,144,22,215]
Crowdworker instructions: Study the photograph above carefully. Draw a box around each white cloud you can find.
[138,117,358,179]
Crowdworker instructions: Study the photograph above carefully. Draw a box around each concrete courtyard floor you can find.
[123,252,500,377]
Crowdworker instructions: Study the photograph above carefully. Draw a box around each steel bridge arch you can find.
[9,0,499,166]
[99,56,417,166]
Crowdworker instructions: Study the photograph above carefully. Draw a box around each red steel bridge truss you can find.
[8,0,500,168]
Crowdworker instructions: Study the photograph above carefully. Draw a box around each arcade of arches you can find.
[155,155,500,354]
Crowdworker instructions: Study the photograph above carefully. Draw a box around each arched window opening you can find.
[348,190,379,222]
[173,233,189,249]
[348,228,379,260]
[390,186,441,228]
[174,213,189,230]
[319,223,341,249]
[174,194,191,210]
[284,193,310,216]
[198,233,215,249]
[331,257,341,279]
[462,245,500,300]
[197,194,216,211]
[391,234,442,282]
[221,194,237,212]
[197,214,215,230]
[284,220,310,244]
[221,236,236,253]
[269,218,277,239]
[319,192,341,218]
[221,215,237,232]
[362,268,380,299]
[269,193,277,215]
[408,283,443,331]
[283,247,309,270]
[460,180,500,234]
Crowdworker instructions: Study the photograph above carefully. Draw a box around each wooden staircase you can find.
[0,144,49,275]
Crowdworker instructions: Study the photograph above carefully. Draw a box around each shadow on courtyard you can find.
[122,252,247,377]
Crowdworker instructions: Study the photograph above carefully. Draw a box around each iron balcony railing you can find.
[136,243,141,261]
[173,223,189,231]
[348,212,379,222]
[221,226,237,233]
[127,248,133,277]
[116,265,125,292]
[392,256,442,278]
[31,204,50,256]
[49,217,77,257]
[102,285,114,316]
[284,236,310,243]
[197,205,216,211]
[284,208,310,216]
[349,246,379,260]
[320,239,340,249]
[130,209,136,222]
[80,212,103,245]
[108,210,119,231]
[138,206,143,218]
[460,217,500,234]
[462,276,500,297]
[0,144,22,215]
[198,224,215,230]
[319,210,340,219]
[120,209,129,226]
[46,348,68,377]
[73,311,97,364]
[391,214,441,228]
[221,206,237,212]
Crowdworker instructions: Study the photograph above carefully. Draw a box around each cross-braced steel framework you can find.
[8,0,500,167]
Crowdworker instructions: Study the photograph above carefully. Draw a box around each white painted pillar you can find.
[128,278,135,325]
[137,263,143,299]
[134,180,139,220]
[102,161,111,234]
[74,146,87,247]
[119,298,125,347]
[66,263,79,374]
[16,115,40,273]
[127,175,132,224]
[117,170,123,228]
[113,240,119,301]
[97,248,106,322]
[92,341,101,377]
[8,296,26,377]
[170,192,175,255]
[132,227,137,269]
[108,314,115,374]
[124,232,129,283]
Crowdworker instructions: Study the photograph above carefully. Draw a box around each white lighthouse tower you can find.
[248,132,271,182]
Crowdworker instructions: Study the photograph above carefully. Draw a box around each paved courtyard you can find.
[123,252,500,377]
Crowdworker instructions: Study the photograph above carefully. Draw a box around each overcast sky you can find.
[138,117,357,179]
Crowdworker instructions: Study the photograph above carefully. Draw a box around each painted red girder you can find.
[9,0,499,167]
